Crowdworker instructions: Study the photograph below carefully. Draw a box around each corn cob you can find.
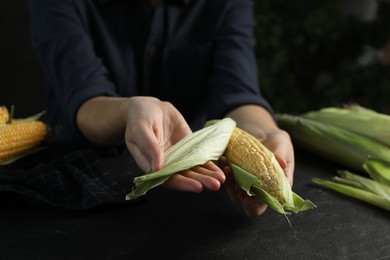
[0,120,48,164]
[0,106,9,124]
[224,127,289,204]
[126,119,314,215]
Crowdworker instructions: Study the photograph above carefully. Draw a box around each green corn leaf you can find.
[276,114,390,171]
[312,178,390,211]
[283,106,390,212]
[334,170,390,200]
[301,105,390,146]
[230,162,315,215]
[125,118,236,200]
[363,157,390,187]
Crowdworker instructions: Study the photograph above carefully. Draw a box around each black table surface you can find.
[0,148,389,260]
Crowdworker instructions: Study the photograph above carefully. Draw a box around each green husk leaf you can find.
[335,170,390,200]
[0,147,46,165]
[4,107,45,124]
[230,162,315,215]
[301,105,390,146]
[24,111,46,121]
[312,178,390,211]
[363,157,390,187]
[276,114,390,171]
[125,118,236,200]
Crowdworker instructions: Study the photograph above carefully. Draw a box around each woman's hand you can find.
[124,97,225,192]
[261,130,294,187]
[219,155,268,217]
[77,96,225,193]
[124,97,226,192]
[221,129,294,217]
[124,96,191,172]
[222,105,295,217]
[164,161,226,193]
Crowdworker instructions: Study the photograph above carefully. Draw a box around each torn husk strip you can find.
[125,118,236,200]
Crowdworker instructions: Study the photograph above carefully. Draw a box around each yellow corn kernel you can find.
[0,106,9,124]
[0,120,48,163]
[224,127,285,203]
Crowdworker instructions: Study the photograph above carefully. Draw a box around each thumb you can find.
[127,141,164,173]
[274,153,287,169]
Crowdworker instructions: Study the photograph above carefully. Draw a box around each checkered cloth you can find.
[0,143,145,209]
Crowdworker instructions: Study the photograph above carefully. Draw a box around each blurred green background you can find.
[254,0,390,114]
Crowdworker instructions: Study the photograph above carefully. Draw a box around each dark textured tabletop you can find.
[0,148,389,260]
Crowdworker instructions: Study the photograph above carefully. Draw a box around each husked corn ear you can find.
[225,127,286,203]
[0,106,9,124]
[0,120,48,163]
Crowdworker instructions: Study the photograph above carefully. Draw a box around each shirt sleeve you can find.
[206,0,274,120]
[27,0,118,140]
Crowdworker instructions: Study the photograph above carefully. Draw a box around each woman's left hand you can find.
[221,105,295,217]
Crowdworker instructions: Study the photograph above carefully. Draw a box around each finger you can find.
[178,168,222,191]
[269,136,294,186]
[285,161,294,186]
[238,191,268,217]
[273,150,294,186]
[274,153,287,169]
[163,161,226,192]
[126,143,151,173]
[161,101,192,147]
[223,166,241,204]
[126,122,164,172]
[224,165,268,217]
[127,141,163,172]
[166,119,192,146]
[217,155,228,168]
[163,173,203,193]
[241,199,268,217]
[192,161,226,183]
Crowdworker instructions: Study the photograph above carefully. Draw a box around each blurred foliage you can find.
[254,0,390,114]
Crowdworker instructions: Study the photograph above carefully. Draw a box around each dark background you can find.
[1,0,389,118]
[1,3,390,258]
[0,0,45,118]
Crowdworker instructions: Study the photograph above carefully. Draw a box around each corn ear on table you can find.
[0,107,50,164]
[0,146,388,259]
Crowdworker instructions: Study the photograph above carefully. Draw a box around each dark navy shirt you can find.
[28,0,273,141]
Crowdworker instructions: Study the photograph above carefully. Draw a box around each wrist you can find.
[76,96,129,146]
[226,105,280,138]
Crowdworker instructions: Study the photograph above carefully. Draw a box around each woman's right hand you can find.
[123,97,225,192]
[77,96,225,193]
[123,96,192,173]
